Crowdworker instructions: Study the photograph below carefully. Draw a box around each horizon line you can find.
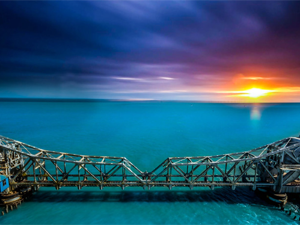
[0,97,299,104]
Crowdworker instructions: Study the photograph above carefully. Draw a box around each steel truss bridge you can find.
[1,135,300,193]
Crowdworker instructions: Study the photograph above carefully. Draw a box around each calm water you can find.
[0,101,300,224]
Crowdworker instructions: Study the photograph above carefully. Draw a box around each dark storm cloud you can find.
[0,1,300,98]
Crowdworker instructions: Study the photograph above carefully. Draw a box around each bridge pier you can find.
[0,184,33,215]
[255,187,288,206]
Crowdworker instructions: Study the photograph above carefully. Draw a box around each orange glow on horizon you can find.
[242,88,273,98]
[196,74,300,102]
[223,74,300,102]
[217,88,273,97]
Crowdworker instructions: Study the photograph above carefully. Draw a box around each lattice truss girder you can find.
[0,135,300,190]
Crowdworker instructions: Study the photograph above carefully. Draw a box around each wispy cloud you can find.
[240,76,285,80]
[241,77,273,80]
[274,87,300,93]
[112,76,176,83]
[159,77,174,80]
[112,77,146,82]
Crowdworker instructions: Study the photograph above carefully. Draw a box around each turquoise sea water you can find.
[0,101,300,224]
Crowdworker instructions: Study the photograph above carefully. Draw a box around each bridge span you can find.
[1,135,300,193]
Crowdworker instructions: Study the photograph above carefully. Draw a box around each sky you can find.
[1,1,300,102]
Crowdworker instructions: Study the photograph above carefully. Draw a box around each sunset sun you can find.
[245,88,271,98]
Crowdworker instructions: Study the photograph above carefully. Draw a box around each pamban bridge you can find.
[1,135,300,218]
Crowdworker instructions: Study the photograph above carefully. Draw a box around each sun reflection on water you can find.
[251,105,261,120]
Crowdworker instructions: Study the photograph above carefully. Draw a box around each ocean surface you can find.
[0,101,300,224]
